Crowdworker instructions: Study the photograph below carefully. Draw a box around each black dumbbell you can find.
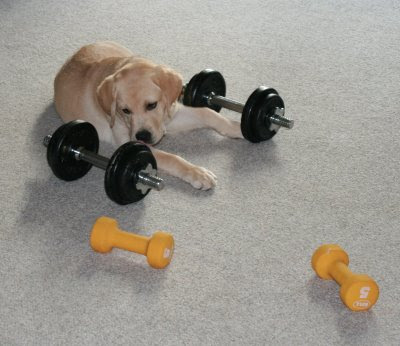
[182,69,294,143]
[43,120,164,205]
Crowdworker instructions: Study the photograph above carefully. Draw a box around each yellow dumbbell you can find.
[311,244,379,311]
[90,216,174,269]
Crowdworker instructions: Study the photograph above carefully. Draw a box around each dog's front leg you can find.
[151,148,217,190]
[167,103,243,138]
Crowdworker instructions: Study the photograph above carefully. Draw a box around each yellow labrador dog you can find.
[54,41,242,190]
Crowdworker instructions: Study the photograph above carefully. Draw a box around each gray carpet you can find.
[1,0,399,344]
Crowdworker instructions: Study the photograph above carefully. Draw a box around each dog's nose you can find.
[136,130,152,143]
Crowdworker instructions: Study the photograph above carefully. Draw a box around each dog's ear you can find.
[154,66,183,108]
[96,75,118,128]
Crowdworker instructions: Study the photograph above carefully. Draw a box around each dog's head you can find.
[96,59,182,145]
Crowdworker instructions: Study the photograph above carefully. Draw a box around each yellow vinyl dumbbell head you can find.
[146,232,174,269]
[312,244,379,311]
[90,216,174,269]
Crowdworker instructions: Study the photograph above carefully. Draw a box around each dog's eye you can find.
[146,102,157,111]
[122,108,131,115]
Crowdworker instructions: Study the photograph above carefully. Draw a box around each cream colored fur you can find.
[54,41,243,189]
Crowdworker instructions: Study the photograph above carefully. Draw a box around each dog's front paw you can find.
[184,166,217,190]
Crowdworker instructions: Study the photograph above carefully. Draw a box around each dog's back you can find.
[54,42,132,122]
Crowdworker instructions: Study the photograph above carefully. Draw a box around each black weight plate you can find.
[46,120,99,181]
[183,69,226,112]
[104,142,157,205]
[241,87,282,143]
[256,93,285,139]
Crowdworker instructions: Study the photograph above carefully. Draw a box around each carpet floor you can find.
[0,0,399,344]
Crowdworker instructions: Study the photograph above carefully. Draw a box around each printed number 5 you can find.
[360,287,370,299]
